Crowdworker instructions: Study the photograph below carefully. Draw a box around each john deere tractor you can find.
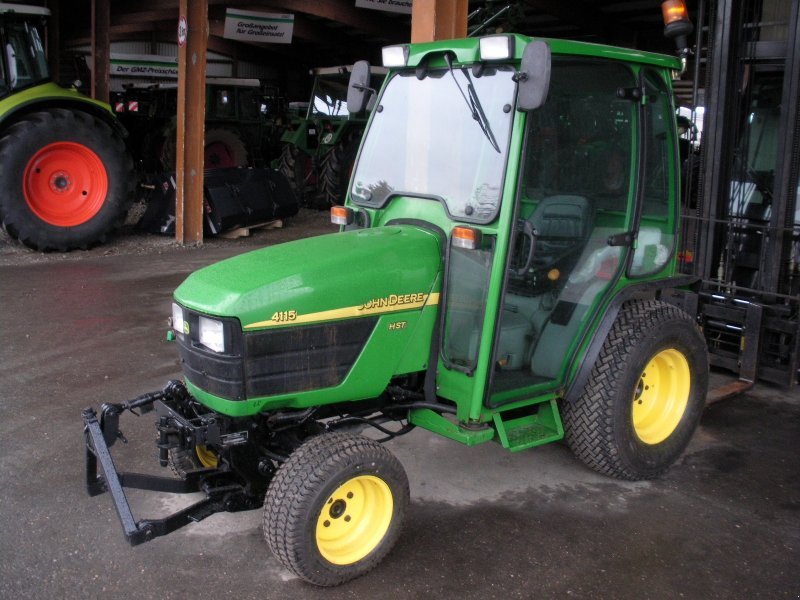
[278,65,386,207]
[0,3,133,251]
[83,33,708,586]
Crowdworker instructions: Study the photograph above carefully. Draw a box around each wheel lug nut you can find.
[347,492,353,499]
[323,520,330,527]
[344,515,351,522]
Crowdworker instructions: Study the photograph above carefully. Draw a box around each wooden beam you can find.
[91,0,111,102]
[411,0,467,43]
[110,0,405,39]
[175,0,208,245]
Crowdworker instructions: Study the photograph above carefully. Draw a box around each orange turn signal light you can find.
[452,226,482,250]
[331,205,354,226]
[662,0,689,26]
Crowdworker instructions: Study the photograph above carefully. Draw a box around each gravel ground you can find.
[0,208,335,267]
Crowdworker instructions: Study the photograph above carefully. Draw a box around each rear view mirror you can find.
[517,41,551,111]
[347,60,371,114]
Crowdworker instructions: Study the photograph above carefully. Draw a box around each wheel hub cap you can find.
[315,475,393,565]
[632,348,691,445]
[23,142,108,227]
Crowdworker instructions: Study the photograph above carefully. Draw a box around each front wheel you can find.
[561,299,708,480]
[262,432,409,586]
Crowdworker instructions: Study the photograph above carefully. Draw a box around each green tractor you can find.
[277,65,386,207]
[84,33,708,586]
[0,3,133,251]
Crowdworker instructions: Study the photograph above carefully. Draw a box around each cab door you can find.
[487,57,640,406]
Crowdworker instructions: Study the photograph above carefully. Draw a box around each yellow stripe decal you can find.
[244,292,441,330]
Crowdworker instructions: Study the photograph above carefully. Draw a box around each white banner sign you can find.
[110,54,178,78]
[355,0,412,15]
[223,9,294,44]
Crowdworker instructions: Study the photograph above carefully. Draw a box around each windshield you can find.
[309,75,349,117]
[349,66,516,223]
[2,19,49,92]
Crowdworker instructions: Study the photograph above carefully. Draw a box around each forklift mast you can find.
[678,0,800,387]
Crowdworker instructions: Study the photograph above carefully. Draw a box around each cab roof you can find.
[401,34,681,72]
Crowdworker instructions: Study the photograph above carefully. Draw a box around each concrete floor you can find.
[1,219,798,599]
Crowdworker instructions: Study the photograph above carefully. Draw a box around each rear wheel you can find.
[561,299,708,480]
[203,128,248,169]
[160,123,249,170]
[0,109,134,251]
[263,432,409,586]
[314,134,360,208]
[277,143,313,206]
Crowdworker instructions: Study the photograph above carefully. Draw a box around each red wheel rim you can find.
[23,142,108,227]
[204,141,237,169]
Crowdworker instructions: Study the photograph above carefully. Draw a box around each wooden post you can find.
[90,0,110,102]
[411,0,468,43]
[175,0,208,245]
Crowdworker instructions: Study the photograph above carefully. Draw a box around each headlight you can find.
[198,316,226,353]
[171,303,185,334]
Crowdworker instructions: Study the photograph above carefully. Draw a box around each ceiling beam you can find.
[522,0,633,43]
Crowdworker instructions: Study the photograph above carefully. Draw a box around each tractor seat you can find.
[528,194,593,270]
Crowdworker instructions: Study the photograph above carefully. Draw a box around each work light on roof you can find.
[479,35,515,61]
[382,45,409,67]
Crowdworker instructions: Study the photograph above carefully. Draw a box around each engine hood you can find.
[174,225,443,330]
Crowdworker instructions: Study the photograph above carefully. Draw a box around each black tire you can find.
[314,134,360,208]
[168,445,218,478]
[278,143,313,205]
[263,432,409,587]
[562,299,708,480]
[160,123,249,170]
[203,127,249,169]
[0,108,134,251]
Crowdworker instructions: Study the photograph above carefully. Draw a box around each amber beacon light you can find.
[661,0,693,56]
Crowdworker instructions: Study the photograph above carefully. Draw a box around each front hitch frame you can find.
[82,380,260,546]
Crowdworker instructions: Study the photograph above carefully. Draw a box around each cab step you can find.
[492,399,564,452]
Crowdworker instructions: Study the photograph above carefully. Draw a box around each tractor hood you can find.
[174,225,443,330]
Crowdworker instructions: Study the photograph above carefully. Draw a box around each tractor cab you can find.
[0,3,50,97]
[343,35,683,433]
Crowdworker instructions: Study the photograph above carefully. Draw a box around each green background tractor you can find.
[0,3,134,252]
[84,34,708,586]
[277,65,386,208]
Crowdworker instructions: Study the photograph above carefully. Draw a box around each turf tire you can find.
[263,432,409,586]
[561,299,708,480]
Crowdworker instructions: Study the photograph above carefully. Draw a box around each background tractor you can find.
[277,65,385,208]
[112,78,286,173]
[0,3,134,252]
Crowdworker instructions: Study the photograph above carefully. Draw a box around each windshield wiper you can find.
[444,53,501,153]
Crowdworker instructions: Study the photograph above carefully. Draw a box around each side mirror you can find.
[517,41,551,112]
[347,60,371,114]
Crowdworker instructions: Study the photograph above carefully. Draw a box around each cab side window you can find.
[630,69,677,276]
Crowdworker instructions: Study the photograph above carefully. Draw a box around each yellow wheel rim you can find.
[315,475,394,566]
[195,445,218,468]
[632,348,691,445]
